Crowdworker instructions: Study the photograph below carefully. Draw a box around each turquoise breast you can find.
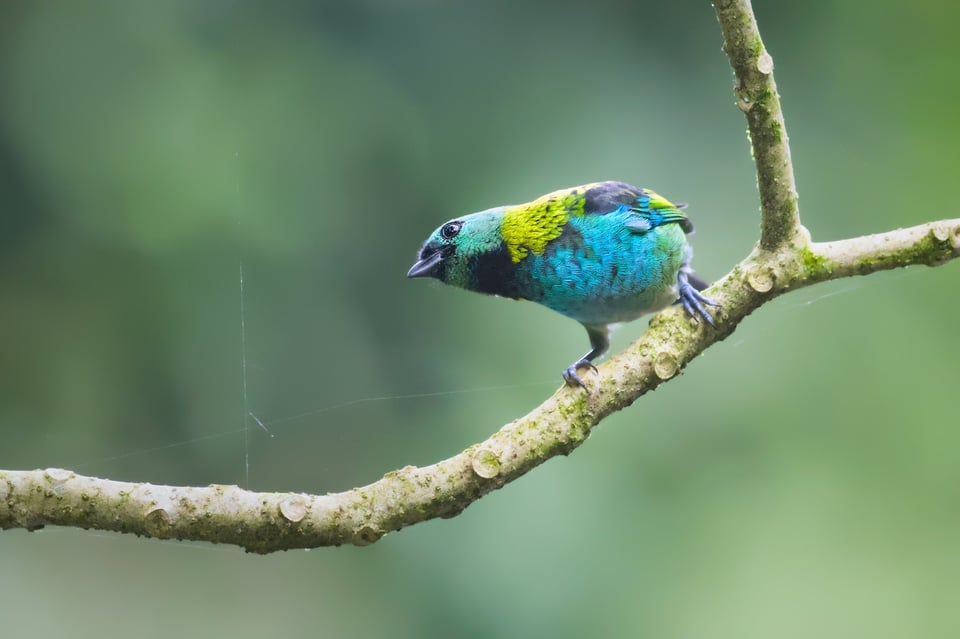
[514,210,687,325]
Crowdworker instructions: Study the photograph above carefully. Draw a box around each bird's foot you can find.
[563,359,598,389]
[678,281,719,326]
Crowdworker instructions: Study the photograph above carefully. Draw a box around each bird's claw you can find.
[563,359,597,389]
[678,281,719,326]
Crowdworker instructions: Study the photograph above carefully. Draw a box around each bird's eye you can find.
[440,221,462,240]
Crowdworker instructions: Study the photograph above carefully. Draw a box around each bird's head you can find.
[407,208,506,288]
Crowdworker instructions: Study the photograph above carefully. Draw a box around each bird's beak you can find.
[407,247,445,279]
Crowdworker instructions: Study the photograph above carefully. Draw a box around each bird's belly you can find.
[544,283,679,325]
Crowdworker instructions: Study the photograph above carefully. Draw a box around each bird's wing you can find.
[580,182,694,235]
[500,182,694,263]
[625,188,694,235]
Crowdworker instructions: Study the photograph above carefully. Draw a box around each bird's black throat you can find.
[468,243,523,299]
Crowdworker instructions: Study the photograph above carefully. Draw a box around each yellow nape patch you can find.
[500,185,592,263]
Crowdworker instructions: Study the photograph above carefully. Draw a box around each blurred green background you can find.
[2,1,958,637]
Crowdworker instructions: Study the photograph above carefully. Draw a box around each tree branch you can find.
[811,221,960,278]
[713,0,802,251]
[1,1,958,553]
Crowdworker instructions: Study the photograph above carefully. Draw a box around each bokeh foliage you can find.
[1,1,958,637]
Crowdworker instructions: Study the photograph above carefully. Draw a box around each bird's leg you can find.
[677,264,718,326]
[563,325,610,389]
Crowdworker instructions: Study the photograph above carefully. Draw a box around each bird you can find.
[407,181,716,388]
